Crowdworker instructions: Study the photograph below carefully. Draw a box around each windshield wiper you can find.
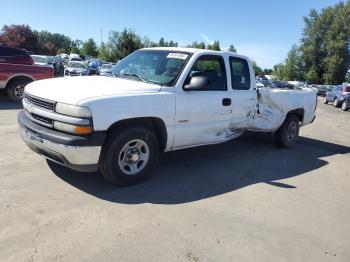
[120,73,163,86]
[120,73,148,83]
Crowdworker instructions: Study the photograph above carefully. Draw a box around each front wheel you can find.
[99,126,159,186]
[7,78,31,102]
[275,114,300,148]
[333,98,340,107]
[341,100,348,111]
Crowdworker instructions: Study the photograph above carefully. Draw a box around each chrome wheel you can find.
[287,121,297,142]
[13,84,25,98]
[118,139,150,175]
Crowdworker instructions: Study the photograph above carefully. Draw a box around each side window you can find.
[185,55,227,91]
[229,57,251,90]
[0,46,23,57]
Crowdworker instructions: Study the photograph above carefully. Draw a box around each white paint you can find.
[23,48,317,166]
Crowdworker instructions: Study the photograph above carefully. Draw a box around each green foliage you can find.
[273,64,286,80]
[275,1,350,83]
[305,65,319,83]
[263,69,273,75]
[227,44,237,53]
[284,44,304,81]
[252,60,263,76]
[98,29,143,62]
[37,30,72,54]
[207,40,221,51]
[188,41,206,49]
[157,37,178,47]
[82,38,98,57]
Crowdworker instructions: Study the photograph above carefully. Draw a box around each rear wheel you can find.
[323,96,328,104]
[341,101,348,111]
[275,114,300,148]
[7,78,31,102]
[333,98,340,107]
[99,126,159,186]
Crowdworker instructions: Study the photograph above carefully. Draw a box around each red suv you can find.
[0,45,54,102]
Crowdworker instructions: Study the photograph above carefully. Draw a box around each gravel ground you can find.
[0,96,349,262]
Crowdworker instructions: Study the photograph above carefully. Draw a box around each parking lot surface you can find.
[1,97,349,262]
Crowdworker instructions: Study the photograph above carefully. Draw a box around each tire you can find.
[323,96,328,104]
[333,98,340,107]
[275,114,300,148]
[99,126,159,186]
[7,78,31,102]
[341,101,348,111]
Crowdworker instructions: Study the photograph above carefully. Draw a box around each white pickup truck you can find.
[18,47,317,185]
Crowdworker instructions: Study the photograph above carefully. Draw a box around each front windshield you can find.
[32,56,48,64]
[69,62,87,69]
[112,50,189,86]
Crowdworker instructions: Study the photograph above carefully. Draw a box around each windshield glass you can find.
[31,56,48,64]
[69,62,87,69]
[111,50,189,86]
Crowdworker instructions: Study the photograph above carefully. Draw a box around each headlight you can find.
[54,121,93,135]
[55,103,92,118]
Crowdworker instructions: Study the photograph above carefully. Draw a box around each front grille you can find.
[31,113,53,125]
[24,93,55,111]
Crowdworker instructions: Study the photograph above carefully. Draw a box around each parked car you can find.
[64,61,89,76]
[99,63,114,76]
[30,55,55,69]
[18,47,317,186]
[88,59,102,75]
[0,45,54,102]
[323,84,350,107]
[271,80,295,89]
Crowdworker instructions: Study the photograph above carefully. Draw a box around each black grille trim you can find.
[24,94,55,111]
[31,113,53,125]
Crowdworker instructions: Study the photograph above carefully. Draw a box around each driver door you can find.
[173,55,233,149]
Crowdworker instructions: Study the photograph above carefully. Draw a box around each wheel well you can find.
[106,117,168,152]
[5,76,34,90]
[287,108,304,123]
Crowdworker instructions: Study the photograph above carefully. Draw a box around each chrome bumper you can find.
[18,110,104,172]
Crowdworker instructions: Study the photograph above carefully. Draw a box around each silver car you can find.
[324,84,350,108]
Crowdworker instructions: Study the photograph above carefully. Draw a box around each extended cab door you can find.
[173,54,234,149]
[227,56,257,128]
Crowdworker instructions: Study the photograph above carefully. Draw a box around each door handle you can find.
[222,98,231,106]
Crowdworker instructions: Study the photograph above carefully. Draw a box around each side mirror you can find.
[184,76,209,91]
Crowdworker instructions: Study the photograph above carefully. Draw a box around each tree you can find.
[37,30,72,54]
[284,45,304,81]
[263,69,273,75]
[252,61,263,76]
[298,2,350,84]
[273,63,286,80]
[0,24,39,52]
[207,40,221,51]
[82,38,98,57]
[70,39,83,55]
[98,29,143,62]
[227,44,237,53]
[41,42,57,55]
[189,41,206,49]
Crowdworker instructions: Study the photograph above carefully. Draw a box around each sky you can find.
[0,0,341,69]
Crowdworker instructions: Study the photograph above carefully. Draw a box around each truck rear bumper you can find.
[18,110,105,172]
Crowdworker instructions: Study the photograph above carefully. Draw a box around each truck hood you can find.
[25,76,162,105]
